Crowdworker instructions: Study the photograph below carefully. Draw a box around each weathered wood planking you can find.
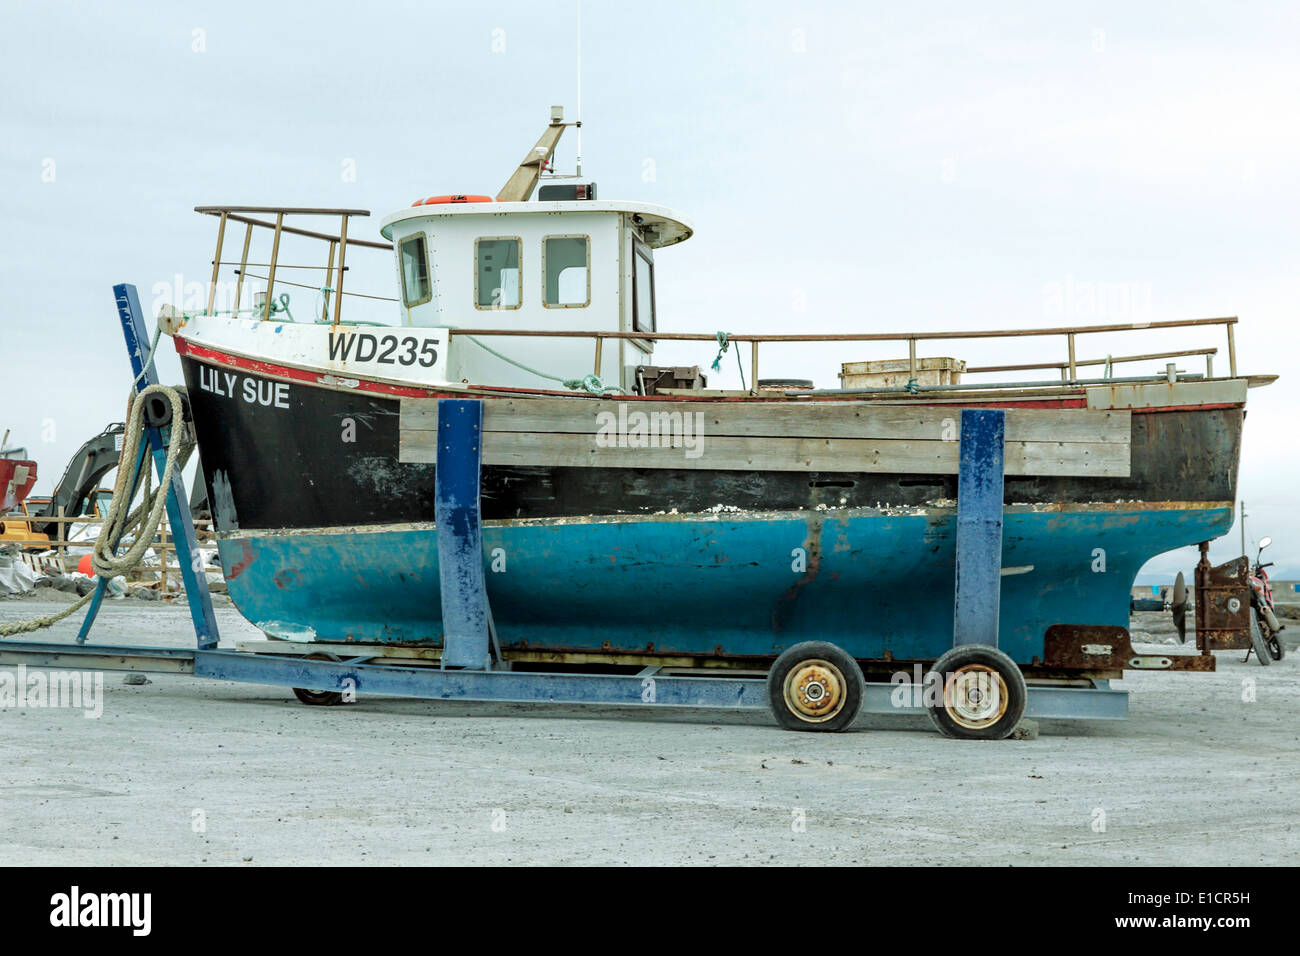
[399,430,1128,476]
[398,398,1131,477]
[402,397,1131,442]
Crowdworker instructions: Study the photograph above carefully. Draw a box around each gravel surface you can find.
[1,597,1296,865]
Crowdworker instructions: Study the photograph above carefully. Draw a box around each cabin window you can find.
[475,237,522,309]
[633,242,656,333]
[398,233,431,308]
[542,235,590,308]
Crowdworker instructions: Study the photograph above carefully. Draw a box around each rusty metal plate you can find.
[1043,623,1216,672]
[1043,624,1134,669]
[1197,555,1252,650]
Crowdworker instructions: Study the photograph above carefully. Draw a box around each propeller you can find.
[1171,571,1188,643]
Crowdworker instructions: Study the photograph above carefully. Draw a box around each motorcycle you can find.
[1248,536,1286,665]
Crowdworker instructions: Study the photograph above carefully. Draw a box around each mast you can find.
[495,108,570,203]
[575,0,582,177]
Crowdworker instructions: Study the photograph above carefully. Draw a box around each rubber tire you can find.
[767,641,865,733]
[925,644,1028,740]
[292,652,345,705]
[1249,613,1272,667]
[292,686,344,706]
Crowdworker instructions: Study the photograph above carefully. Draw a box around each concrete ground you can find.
[1,595,1297,866]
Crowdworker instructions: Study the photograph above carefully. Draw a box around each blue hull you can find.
[218,504,1231,664]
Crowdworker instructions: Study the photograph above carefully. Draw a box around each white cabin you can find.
[378,198,692,393]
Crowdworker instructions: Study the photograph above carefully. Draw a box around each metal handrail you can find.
[448,317,1241,386]
[236,272,398,304]
[197,206,393,324]
[967,347,1219,379]
[445,316,1236,342]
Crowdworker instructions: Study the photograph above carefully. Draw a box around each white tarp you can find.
[0,549,38,595]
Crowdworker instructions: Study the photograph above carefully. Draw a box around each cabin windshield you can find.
[633,243,655,333]
[476,237,521,309]
[398,234,431,307]
[543,235,589,308]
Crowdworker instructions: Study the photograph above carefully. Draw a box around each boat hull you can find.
[0,460,37,514]
[178,346,1242,666]
[218,504,1231,664]
[178,352,1243,527]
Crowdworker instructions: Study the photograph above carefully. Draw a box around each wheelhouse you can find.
[379,198,691,391]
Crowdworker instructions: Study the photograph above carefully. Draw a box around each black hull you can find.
[180,356,1243,532]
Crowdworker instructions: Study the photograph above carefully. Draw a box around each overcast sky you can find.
[2,1,1296,578]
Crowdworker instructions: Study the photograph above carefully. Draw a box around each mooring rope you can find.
[710,331,747,391]
[463,334,622,395]
[0,383,192,638]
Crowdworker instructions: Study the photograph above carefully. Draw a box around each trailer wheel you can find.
[292,652,345,706]
[925,644,1027,740]
[1249,613,1272,666]
[767,641,864,732]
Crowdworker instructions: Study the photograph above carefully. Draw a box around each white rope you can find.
[91,384,190,578]
[0,587,94,637]
[0,383,191,638]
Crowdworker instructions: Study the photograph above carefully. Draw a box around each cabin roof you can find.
[378,200,694,248]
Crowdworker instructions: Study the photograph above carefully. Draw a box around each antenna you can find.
[575,0,583,177]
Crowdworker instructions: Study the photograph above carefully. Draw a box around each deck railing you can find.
[196,206,394,325]
[447,316,1239,390]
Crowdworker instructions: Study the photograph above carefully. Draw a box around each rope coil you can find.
[1,383,191,638]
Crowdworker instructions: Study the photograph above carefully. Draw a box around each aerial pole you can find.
[575,0,582,177]
[1240,499,1247,555]
[493,4,584,202]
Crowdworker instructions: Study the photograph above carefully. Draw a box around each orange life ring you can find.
[410,194,494,207]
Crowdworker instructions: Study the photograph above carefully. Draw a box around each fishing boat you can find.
[0,445,37,516]
[158,108,1271,728]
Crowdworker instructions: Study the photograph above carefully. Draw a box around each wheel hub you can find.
[944,664,1008,730]
[783,659,846,722]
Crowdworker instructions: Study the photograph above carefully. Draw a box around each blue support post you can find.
[953,407,1005,647]
[75,441,149,643]
[78,284,222,649]
[435,399,492,669]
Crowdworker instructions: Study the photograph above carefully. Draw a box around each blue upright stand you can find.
[74,440,149,643]
[953,407,1006,647]
[434,398,492,669]
[76,284,221,649]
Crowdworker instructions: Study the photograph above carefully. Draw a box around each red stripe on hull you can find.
[175,337,1245,413]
